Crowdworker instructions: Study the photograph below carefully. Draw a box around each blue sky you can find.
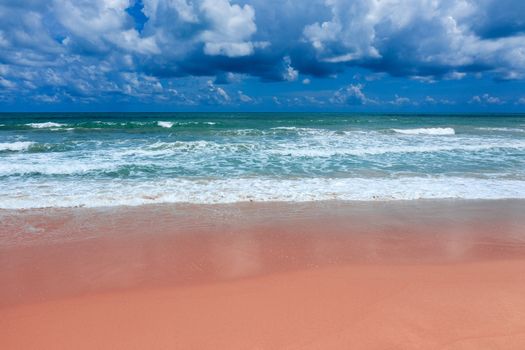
[1,0,525,112]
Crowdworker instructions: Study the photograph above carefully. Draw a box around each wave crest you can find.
[26,122,66,129]
[157,121,174,128]
[0,141,35,152]
[1,177,524,209]
[392,127,455,135]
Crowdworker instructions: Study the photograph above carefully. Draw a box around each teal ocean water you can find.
[1,113,525,209]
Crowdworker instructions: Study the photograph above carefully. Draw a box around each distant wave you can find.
[0,141,72,154]
[26,122,66,129]
[477,127,525,133]
[392,127,455,135]
[0,141,35,152]
[269,141,525,157]
[0,159,119,176]
[157,121,174,128]
[1,120,222,131]
[3,138,525,176]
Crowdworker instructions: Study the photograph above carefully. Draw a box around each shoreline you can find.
[2,199,525,349]
[2,198,525,247]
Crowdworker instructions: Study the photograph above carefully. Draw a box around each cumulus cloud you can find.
[303,0,381,62]
[200,0,257,57]
[1,0,525,106]
[205,80,231,103]
[389,95,412,106]
[425,96,455,105]
[330,84,375,105]
[53,0,158,54]
[282,56,299,81]
[0,77,16,89]
[470,93,505,105]
[237,90,253,103]
[303,0,525,79]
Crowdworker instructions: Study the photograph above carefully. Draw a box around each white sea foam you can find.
[0,141,35,152]
[133,140,257,154]
[269,141,525,157]
[50,127,75,131]
[477,127,525,133]
[26,122,66,129]
[94,121,118,125]
[271,127,334,135]
[2,135,524,176]
[157,121,174,128]
[392,127,455,135]
[0,159,120,176]
[1,177,524,209]
[272,126,300,131]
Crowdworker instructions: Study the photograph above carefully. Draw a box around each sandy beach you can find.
[2,200,525,349]
[3,0,525,347]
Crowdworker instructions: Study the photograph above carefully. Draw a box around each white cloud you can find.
[445,71,467,80]
[0,31,8,47]
[237,90,253,103]
[424,95,455,105]
[200,0,257,57]
[470,93,504,105]
[330,84,374,105]
[33,94,61,103]
[425,96,436,104]
[282,56,298,81]
[54,0,159,54]
[1,0,525,107]
[389,94,411,106]
[206,80,231,103]
[121,72,164,97]
[0,77,16,89]
[303,0,525,80]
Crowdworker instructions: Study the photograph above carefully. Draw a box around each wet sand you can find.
[2,200,525,349]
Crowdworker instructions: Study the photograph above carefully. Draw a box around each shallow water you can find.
[1,112,524,208]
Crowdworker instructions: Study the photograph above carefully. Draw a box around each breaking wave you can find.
[392,127,455,135]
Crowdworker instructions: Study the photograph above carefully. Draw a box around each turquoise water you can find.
[1,113,525,208]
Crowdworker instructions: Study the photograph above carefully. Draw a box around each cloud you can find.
[470,93,505,105]
[303,0,525,80]
[389,95,412,106]
[205,80,231,103]
[1,0,525,106]
[54,0,159,54]
[282,56,298,81]
[303,0,381,62]
[330,84,375,105]
[0,77,16,89]
[425,96,455,105]
[33,93,61,103]
[237,90,253,103]
[200,0,257,57]
[470,0,525,39]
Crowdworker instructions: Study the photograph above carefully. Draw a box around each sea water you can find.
[1,113,524,209]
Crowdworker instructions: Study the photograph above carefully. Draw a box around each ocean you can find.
[1,112,524,209]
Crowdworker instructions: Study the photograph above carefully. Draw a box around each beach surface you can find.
[2,200,525,349]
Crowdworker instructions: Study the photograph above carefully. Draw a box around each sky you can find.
[0,0,525,112]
